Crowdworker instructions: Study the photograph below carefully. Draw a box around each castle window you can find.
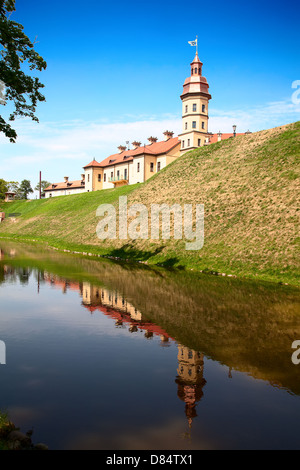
[185,122,188,130]
[193,104,197,112]
[150,162,154,172]
[192,121,196,129]
[187,139,190,147]
[104,173,106,182]
[202,122,205,129]
[87,174,90,182]
[195,68,197,74]
[198,139,201,146]
[98,174,101,182]
[111,172,113,179]
[202,104,205,113]
[182,141,185,148]
[185,105,188,113]
[117,170,120,180]
[137,162,140,172]
[124,168,128,180]
[157,162,161,171]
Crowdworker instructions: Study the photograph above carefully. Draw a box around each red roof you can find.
[44,180,84,192]
[83,159,103,169]
[208,133,245,144]
[98,137,180,168]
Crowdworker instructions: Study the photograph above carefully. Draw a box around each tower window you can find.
[137,162,140,172]
[182,141,185,148]
[192,121,196,129]
[185,105,188,113]
[111,172,113,179]
[193,104,197,112]
[104,173,106,182]
[157,162,161,171]
[202,104,205,113]
[87,174,90,182]
[150,162,154,172]
[195,68,197,74]
[185,122,188,130]
[98,174,101,182]
[187,139,190,147]
[198,139,201,146]
[202,122,205,129]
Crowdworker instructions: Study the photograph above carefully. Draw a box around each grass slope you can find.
[0,121,299,285]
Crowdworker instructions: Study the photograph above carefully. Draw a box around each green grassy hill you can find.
[0,121,299,285]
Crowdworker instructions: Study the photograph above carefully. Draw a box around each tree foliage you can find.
[34,180,50,194]
[0,0,47,142]
[19,179,33,199]
[0,177,18,198]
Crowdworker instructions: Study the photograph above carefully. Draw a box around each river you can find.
[0,240,299,450]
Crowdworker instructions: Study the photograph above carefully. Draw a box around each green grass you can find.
[0,122,299,286]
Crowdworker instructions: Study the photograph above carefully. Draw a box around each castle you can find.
[44,52,247,198]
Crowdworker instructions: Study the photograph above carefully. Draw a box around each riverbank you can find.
[0,121,299,286]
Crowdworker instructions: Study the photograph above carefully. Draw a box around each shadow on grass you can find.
[107,243,186,270]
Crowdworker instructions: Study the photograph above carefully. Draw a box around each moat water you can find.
[0,241,299,450]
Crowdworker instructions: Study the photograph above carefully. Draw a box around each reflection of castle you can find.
[82,282,142,321]
[176,345,206,430]
[38,273,207,431]
[81,282,172,345]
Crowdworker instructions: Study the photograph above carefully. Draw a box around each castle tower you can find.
[178,53,212,154]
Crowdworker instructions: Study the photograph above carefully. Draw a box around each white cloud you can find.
[0,98,299,185]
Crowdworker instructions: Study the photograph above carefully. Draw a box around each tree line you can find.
[0,178,50,200]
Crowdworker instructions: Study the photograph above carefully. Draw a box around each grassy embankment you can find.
[0,121,299,285]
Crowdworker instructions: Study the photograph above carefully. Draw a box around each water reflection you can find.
[0,241,300,449]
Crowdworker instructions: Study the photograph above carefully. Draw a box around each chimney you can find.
[118,145,126,153]
[132,141,141,150]
[148,136,158,144]
[163,130,174,141]
[64,176,69,183]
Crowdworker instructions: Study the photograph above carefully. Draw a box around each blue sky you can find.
[0,0,299,194]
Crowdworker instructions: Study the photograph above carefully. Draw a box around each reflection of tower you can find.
[175,344,206,430]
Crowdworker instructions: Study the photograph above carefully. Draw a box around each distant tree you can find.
[19,179,33,199]
[0,0,47,142]
[7,180,20,198]
[34,180,50,194]
[0,178,18,198]
[0,177,8,198]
